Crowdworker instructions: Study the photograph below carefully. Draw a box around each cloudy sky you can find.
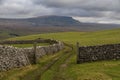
[0,0,120,24]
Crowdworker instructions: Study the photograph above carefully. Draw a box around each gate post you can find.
[76,42,80,64]
[33,42,37,64]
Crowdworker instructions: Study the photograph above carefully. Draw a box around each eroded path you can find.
[20,44,74,80]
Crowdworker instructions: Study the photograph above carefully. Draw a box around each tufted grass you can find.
[63,52,120,80]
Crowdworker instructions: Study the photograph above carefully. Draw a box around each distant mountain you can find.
[0,15,120,40]
[0,15,120,29]
[0,15,120,31]
[0,15,81,27]
[0,16,82,40]
[25,15,81,26]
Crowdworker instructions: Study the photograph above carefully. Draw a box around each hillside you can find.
[0,15,120,28]
[9,28,120,46]
[0,15,120,40]
[1,29,120,80]
[0,26,80,40]
[0,15,81,40]
[0,15,80,27]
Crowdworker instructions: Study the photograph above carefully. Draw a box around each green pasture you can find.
[8,28,120,46]
[0,28,120,80]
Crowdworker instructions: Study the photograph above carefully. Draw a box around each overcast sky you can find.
[0,0,120,24]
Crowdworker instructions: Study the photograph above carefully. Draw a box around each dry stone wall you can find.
[0,40,64,72]
[77,44,120,63]
[0,45,30,71]
[23,41,64,64]
[0,39,57,44]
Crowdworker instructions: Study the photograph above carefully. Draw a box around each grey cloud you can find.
[33,0,120,12]
[0,0,3,2]
[0,0,120,24]
[0,0,54,18]
[0,0,4,4]
[32,0,120,20]
[52,8,103,18]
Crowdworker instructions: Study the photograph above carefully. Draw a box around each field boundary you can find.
[0,39,64,72]
[77,43,120,63]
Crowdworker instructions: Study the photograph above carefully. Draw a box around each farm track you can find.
[21,44,74,80]
[52,45,74,80]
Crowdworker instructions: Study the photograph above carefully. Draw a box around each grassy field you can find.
[0,45,72,80]
[0,28,120,80]
[8,28,120,46]
[0,25,81,40]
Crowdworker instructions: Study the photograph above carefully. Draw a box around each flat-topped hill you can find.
[0,15,80,27]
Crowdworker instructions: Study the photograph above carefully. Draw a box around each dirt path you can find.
[20,44,74,80]
[52,45,74,80]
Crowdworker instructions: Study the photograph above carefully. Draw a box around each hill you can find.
[0,15,120,28]
[0,15,80,27]
[9,28,120,46]
[0,26,80,40]
[0,15,120,40]
[0,15,120,29]
[0,15,81,40]
[1,29,120,80]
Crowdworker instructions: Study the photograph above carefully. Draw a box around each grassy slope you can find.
[8,28,120,46]
[0,25,81,40]
[0,32,12,40]
[1,28,120,80]
[0,45,71,80]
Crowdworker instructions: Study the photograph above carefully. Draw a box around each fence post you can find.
[33,42,37,64]
[76,42,80,64]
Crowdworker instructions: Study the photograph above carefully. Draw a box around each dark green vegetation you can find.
[0,28,120,80]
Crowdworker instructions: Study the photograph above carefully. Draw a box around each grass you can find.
[4,43,50,48]
[1,28,120,80]
[0,45,69,80]
[0,32,12,40]
[40,45,73,80]
[8,28,120,46]
[64,53,120,80]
